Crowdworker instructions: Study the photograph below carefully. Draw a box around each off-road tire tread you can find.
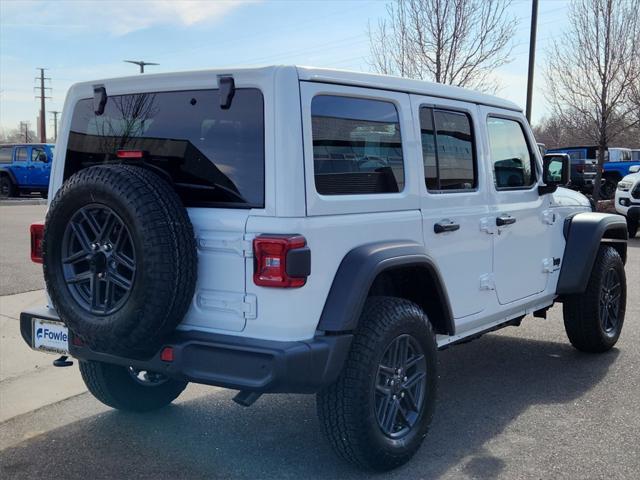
[79,360,187,412]
[563,245,626,353]
[317,296,436,471]
[44,165,197,355]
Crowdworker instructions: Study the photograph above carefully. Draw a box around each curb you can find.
[0,198,47,206]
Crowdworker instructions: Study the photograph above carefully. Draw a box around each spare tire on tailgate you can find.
[43,165,197,356]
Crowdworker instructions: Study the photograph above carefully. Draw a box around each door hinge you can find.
[480,273,495,290]
[542,257,561,273]
[542,210,557,225]
[480,218,497,235]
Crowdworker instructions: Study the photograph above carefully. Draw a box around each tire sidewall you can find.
[594,248,626,348]
[361,305,438,459]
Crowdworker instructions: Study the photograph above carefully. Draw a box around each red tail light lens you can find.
[116,150,145,159]
[253,235,308,288]
[30,222,45,264]
[160,346,174,362]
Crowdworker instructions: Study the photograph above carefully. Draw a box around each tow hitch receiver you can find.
[233,390,262,407]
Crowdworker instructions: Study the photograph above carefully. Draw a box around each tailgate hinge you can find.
[242,294,257,320]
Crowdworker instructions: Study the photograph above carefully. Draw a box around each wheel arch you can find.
[557,212,628,295]
[317,241,455,336]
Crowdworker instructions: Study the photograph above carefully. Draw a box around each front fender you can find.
[557,212,628,295]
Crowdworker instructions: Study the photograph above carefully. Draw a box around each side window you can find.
[0,147,12,164]
[15,148,28,162]
[486,117,536,189]
[31,148,46,162]
[311,95,404,195]
[420,107,476,191]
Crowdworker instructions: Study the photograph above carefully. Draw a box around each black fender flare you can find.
[556,212,628,295]
[0,167,17,185]
[317,241,455,335]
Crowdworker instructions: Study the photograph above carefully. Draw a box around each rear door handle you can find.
[434,219,460,234]
[496,215,516,226]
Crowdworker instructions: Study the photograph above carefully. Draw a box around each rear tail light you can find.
[160,346,174,362]
[253,235,310,288]
[116,149,145,159]
[30,222,44,264]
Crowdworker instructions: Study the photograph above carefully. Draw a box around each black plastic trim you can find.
[286,246,311,278]
[317,241,455,335]
[557,212,628,295]
[0,167,18,184]
[20,307,352,394]
[627,206,640,221]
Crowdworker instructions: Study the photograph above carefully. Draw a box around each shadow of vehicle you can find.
[0,333,619,479]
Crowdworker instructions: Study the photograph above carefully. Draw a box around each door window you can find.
[15,148,28,162]
[31,148,46,162]
[420,107,476,191]
[486,117,536,189]
[311,95,404,195]
[0,147,12,164]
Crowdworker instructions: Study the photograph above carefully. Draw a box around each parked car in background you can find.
[615,165,640,237]
[545,146,599,195]
[602,150,640,200]
[0,143,54,198]
[546,146,638,199]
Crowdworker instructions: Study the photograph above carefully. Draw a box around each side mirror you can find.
[629,165,640,174]
[539,154,570,194]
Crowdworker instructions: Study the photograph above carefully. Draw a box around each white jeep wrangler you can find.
[21,66,628,471]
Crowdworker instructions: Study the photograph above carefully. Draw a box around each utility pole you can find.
[124,60,159,74]
[20,121,31,143]
[49,110,61,142]
[35,68,51,142]
[525,0,539,123]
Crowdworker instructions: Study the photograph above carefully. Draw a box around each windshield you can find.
[65,88,265,208]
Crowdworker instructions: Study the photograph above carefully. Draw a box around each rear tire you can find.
[317,297,437,471]
[79,360,187,412]
[563,245,626,353]
[0,176,16,198]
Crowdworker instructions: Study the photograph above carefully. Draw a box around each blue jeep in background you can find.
[0,143,54,198]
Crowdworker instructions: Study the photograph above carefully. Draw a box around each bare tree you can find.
[546,0,640,201]
[367,0,517,92]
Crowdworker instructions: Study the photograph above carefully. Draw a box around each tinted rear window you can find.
[66,88,264,208]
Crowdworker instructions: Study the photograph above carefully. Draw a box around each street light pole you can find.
[123,60,160,74]
[525,0,539,123]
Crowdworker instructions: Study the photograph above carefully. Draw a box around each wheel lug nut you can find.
[401,392,405,398]
[97,272,104,278]
[404,376,408,382]
[390,380,394,386]
[110,261,117,269]
[392,395,396,400]
[91,243,98,250]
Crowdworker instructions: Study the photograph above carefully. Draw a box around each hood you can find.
[549,187,592,209]
[621,172,640,184]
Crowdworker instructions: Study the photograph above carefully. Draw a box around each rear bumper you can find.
[20,307,352,394]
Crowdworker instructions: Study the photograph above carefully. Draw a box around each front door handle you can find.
[496,215,516,226]
[434,219,460,234]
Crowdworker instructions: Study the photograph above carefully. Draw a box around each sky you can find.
[0,0,570,137]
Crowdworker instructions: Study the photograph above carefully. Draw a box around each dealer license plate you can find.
[32,318,69,354]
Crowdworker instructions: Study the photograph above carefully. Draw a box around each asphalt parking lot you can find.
[0,203,639,479]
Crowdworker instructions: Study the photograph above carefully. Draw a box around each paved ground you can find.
[0,202,639,479]
[0,204,47,295]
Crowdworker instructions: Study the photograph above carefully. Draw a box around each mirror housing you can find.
[539,154,570,195]
[629,165,640,174]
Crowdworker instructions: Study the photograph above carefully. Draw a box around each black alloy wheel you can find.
[374,334,427,439]
[599,267,622,337]
[61,204,136,316]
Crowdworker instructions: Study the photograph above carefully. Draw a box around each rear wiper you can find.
[175,181,247,203]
